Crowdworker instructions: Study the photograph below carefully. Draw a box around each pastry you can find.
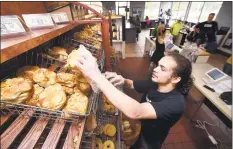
[37,83,67,110]
[26,84,44,106]
[1,77,33,104]
[85,113,97,132]
[76,82,91,96]
[95,138,103,149]
[103,140,115,149]
[56,72,76,87]
[33,68,57,87]
[48,46,68,61]
[62,86,74,95]
[103,124,116,137]
[63,92,88,114]
[16,66,40,81]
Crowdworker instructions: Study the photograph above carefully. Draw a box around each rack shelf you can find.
[1,23,77,64]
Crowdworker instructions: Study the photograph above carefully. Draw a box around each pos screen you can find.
[206,68,226,81]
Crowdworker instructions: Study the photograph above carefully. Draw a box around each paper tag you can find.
[1,15,26,35]
[22,13,54,28]
[51,12,69,23]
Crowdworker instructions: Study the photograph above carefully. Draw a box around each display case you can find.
[0,2,122,149]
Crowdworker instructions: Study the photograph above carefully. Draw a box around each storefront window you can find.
[187,2,204,23]
[171,2,189,20]
[198,2,223,22]
[144,2,160,20]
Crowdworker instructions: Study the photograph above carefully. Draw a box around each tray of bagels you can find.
[0,45,98,121]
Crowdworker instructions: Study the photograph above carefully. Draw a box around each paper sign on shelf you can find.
[22,13,54,29]
[51,12,69,24]
[1,15,26,36]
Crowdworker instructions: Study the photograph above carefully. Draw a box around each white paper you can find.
[1,15,26,35]
[220,79,232,89]
[208,81,231,94]
[22,14,54,28]
[51,12,69,23]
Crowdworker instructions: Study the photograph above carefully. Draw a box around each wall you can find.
[130,1,145,20]
[1,2,47,17]
[215,1,232,28]
[159,2,172,12]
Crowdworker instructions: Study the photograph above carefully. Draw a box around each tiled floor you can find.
[115,29,232,149]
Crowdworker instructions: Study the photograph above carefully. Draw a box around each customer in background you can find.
[159,9,164,23]
[145,16,151,28]
[135,15,141,41]
[165,9,172,27]
[170,18,184,43]
[151,24,166,66]
[223,56,232,76]
[194,13,218,53]
[74,47,193,149]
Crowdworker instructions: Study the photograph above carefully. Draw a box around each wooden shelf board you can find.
[1,23,77,64]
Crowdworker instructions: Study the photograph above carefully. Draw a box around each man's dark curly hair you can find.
[168,53,193,95]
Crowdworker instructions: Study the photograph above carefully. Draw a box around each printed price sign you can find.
[51,12,69,24]
[1,15,26,36]
[22,13,54,29]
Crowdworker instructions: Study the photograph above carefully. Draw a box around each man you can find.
[75,47,193,149]
[158,9,164,24]
[194,13,218,53]
[165,9,172,27]
[170,18,184,43]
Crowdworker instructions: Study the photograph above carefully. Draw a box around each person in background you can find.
[194,13,218,53]
[170,18,184,43]
[151,24,166,66]
[159,9,164,23]
[165,9,172,27]
[135,15,141,41]
[223,56,232,76]
[75,47,193,149]
[145,16,151,28]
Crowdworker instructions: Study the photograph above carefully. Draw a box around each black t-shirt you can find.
[132,80,185,149]
[196,21,218,42]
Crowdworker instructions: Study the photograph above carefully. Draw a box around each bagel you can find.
[103,124,116,137]
[33,68,57,87]
[103,140,115,149]
[16,66,40,81]
[95,138,102,149]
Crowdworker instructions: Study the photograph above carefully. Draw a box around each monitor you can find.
[166,43,174,49]
[205,68,227,82]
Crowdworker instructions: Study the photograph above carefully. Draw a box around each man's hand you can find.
[104,71,125,87]
[75,45,101,81]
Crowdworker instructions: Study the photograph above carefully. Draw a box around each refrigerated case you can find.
[0,2,124,149]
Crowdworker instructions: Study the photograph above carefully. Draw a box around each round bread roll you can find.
[62,86,74,95]
[63,92,88,114]
[48,46,68,59]
[26,84,44,106]
[103,140,115,149]
[103,124,116,137]
[56,72,76,88]
[75,82,91,96]
[16,66,40,81]
[65,45,96,69]
[1,77,33,103]
[33,68,57,87]
[37,83,67,110]
[95,138,103,149]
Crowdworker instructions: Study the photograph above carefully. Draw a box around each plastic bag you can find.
[180,41,200,62]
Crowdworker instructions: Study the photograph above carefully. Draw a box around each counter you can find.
[125,21,136,43]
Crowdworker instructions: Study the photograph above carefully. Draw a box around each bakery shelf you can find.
[1,23,77,64]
